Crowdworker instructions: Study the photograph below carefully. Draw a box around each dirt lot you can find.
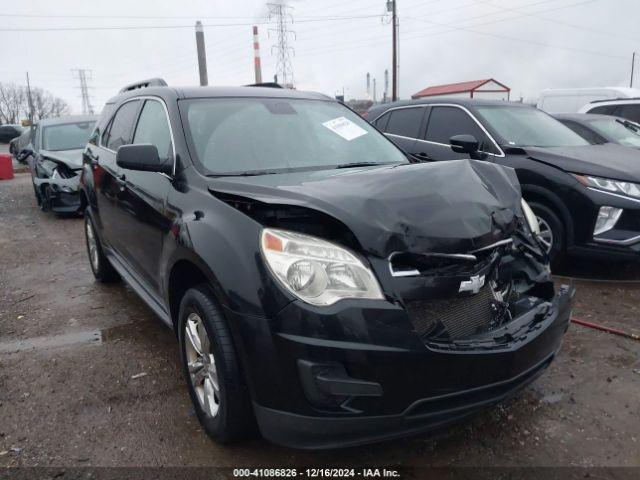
[1,172,639,468]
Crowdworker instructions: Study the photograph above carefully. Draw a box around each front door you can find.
[417,105,499,161]
[116,98,174,293]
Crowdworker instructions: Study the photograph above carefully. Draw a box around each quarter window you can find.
[133,100,172,160]
[104,100,140,150]
[373,112,390,131]
[384,107,424,139]
[587,105,618,115]
[425,106,496,154]
[617,104,640,123]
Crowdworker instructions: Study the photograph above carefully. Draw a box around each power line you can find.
[0,15,382,32]
[475,0,640,44]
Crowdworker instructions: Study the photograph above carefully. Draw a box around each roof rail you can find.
[119,78,168,93]
[244,82,283,89]
[589,97,640,104]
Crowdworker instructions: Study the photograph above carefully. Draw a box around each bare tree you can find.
[0,83,26,124]
[0,82,70,124]
[31,87,71,120]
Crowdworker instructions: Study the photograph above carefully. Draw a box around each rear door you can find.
[92,99,141,253]
[116,98,174,292]
[376,106,426,156]
[418,105,500,161]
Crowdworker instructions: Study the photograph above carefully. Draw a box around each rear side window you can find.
[133,100,172,160]
[103,100,140,150]
[384,107,424,139]
[588,105,618,115]
[617,104,640,123]
[425,106,496,153]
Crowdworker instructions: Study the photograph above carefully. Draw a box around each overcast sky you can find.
[1,0,639,114]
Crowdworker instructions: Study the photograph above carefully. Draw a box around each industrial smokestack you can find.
[366,72,370,98]
[384,69,389,103]
[195,21,208,86]
[253,26,263,84]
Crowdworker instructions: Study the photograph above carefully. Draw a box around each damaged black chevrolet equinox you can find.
[80,79,574,449]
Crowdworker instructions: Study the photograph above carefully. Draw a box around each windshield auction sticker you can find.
[322,116,368,141]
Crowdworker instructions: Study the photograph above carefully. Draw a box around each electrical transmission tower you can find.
[268,2,295,88]
[71,69,94,114]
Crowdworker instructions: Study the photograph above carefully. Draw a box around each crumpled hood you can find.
[207,160,522,257]
[40,149,84,169]
[523,144,640,182]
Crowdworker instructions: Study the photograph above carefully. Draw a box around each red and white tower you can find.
[253,26,263,84]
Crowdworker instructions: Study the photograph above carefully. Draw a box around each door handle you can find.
[116,173,126,190]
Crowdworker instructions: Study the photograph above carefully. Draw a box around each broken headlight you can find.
[260,228,384,306]
[520,199,540,235]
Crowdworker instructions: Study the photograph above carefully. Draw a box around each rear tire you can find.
[84,214,120,282]
[178,285,256,444]
[529,202,564,262]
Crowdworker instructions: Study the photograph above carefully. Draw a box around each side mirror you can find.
[116,144,172,175]
[450,134,480,155]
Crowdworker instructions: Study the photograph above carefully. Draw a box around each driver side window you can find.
[132,99,173,160]
[425,106,498,155]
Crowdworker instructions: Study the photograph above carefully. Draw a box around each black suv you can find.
[80,80,573,449]
[368,99,640,261]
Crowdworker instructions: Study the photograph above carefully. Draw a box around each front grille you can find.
[405,285,501,341]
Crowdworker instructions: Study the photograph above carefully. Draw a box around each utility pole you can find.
[253,26,263,84]
[71,69,94,115]
[632,52,636,88]
[387,0,398,101]
[268,3,295,88]
[25,72,35,123]
[195,21,208,86]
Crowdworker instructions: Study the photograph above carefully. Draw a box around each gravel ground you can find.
[0,172,639,468]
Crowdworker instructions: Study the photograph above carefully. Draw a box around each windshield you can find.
[589,118,640,147]
[42,121,95,151]
[476,106,589,148]
[180,97,408,175]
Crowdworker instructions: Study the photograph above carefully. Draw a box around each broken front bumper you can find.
[230,285,574,449]
[33,174,82,214]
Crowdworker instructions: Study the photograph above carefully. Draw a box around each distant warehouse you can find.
[412,78,510,101]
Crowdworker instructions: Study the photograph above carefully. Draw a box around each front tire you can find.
[178,285,255,443]
[529,202,564,261]
[84,214,120,282]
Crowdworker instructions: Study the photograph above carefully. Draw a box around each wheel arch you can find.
[521,184,575,247]
[165,252,228,335]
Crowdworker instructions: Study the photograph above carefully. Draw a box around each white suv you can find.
[578,98,640,124]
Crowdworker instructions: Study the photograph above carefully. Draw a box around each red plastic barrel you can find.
[0,153,13,180]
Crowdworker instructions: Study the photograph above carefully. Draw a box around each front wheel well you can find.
[521,187,573,246]
[167,260,209,333]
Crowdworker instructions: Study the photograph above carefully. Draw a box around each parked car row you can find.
[367,98,640,263]
[21,78,640,450]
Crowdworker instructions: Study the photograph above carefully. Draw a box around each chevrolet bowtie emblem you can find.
[459,274,485,294]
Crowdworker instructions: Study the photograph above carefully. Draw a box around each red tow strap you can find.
[571,317,640,342]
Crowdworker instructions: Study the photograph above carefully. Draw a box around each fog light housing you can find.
[594,206,623,236]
